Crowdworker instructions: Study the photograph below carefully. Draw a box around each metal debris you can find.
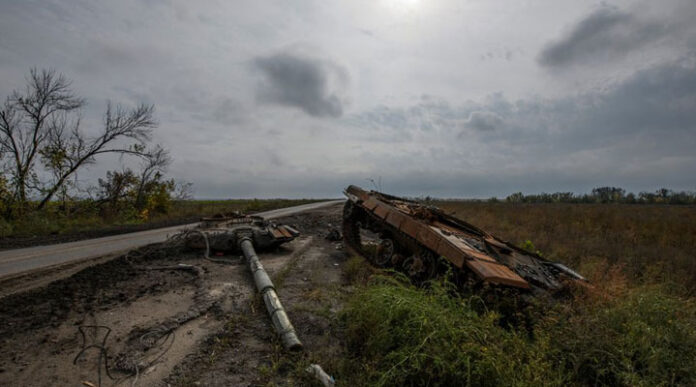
[306,364,335,387]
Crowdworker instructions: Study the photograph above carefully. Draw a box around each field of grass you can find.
[434,201,696,294]
[334,202,696,386]
[0,198,323,240]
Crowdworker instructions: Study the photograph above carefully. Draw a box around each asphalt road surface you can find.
[0,200,344,278]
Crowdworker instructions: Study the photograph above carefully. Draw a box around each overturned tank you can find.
[343,185,585,292]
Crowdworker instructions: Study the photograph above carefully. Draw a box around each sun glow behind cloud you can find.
[382,0,422,14]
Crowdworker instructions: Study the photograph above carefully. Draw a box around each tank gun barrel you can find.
[239,237,303,351]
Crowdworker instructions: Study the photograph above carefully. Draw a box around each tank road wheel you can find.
[373,238,395,267]
[402,251,438,283]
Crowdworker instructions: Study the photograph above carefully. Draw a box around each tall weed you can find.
[341,275,696,386]
[341,276,565,386]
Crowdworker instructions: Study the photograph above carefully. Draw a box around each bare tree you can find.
[37,102,156,209]
[0,68,159,212]
[0,69,83,208]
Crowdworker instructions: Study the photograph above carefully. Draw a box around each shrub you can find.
[543,286,696,386]
[340,275,696,386]
[341,276,565,386]
[343,255,375,285]
[0,218,13,238]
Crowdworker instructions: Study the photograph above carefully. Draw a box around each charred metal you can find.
[342,185,586,292]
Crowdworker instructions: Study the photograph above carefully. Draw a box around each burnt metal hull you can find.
[343,185,585,291]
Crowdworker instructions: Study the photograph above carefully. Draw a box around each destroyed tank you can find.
[342,185,585,291]
[184,212,304,350]
[187,213,300,252]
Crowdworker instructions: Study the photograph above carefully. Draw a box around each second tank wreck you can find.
[342,185,585,292]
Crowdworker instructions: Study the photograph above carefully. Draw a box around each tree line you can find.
[0,68,190,221]
[500,187,696,205]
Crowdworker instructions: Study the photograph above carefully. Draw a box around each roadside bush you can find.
[10,211,60,236]
[0,218,12,238]
[543,285,696,386]
[343,255,376,285]
[0,174,10,212]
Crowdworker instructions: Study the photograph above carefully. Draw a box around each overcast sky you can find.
[1,0,695,198]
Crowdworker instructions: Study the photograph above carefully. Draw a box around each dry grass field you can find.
[335,202,696,386]
[435,201,696,295]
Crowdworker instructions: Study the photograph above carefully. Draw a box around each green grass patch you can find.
[543,285,696,386]
[338,275,696,386]
[340,276,563,386]
[343,255,376,285]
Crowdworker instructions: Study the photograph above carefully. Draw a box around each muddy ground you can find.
[0,203,352,386]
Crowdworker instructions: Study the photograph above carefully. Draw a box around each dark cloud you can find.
[525,58,696,153]
[480,48,516,62]
[344,96,468,142]
[579,60,696,134]
[538,6,668,68]
[348,96,465,129]
[253,52,348,118]
[483,60,696,186]
[208,98,247,125]
[347,96,509,135]
[347,105,410,130]
[466,111,504,131]
[465,59,696,155]
[349,58,696,142]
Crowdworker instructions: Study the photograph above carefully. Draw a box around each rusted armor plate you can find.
[343,185,585,290]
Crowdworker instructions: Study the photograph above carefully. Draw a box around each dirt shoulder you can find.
[0,203,350,386]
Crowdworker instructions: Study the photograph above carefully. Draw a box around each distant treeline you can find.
[498,187,696,204]
[419,187,696,205]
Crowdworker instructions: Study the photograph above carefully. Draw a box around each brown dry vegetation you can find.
[435,201,696,295]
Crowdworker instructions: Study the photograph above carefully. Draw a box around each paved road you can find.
[0,200,344,278]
